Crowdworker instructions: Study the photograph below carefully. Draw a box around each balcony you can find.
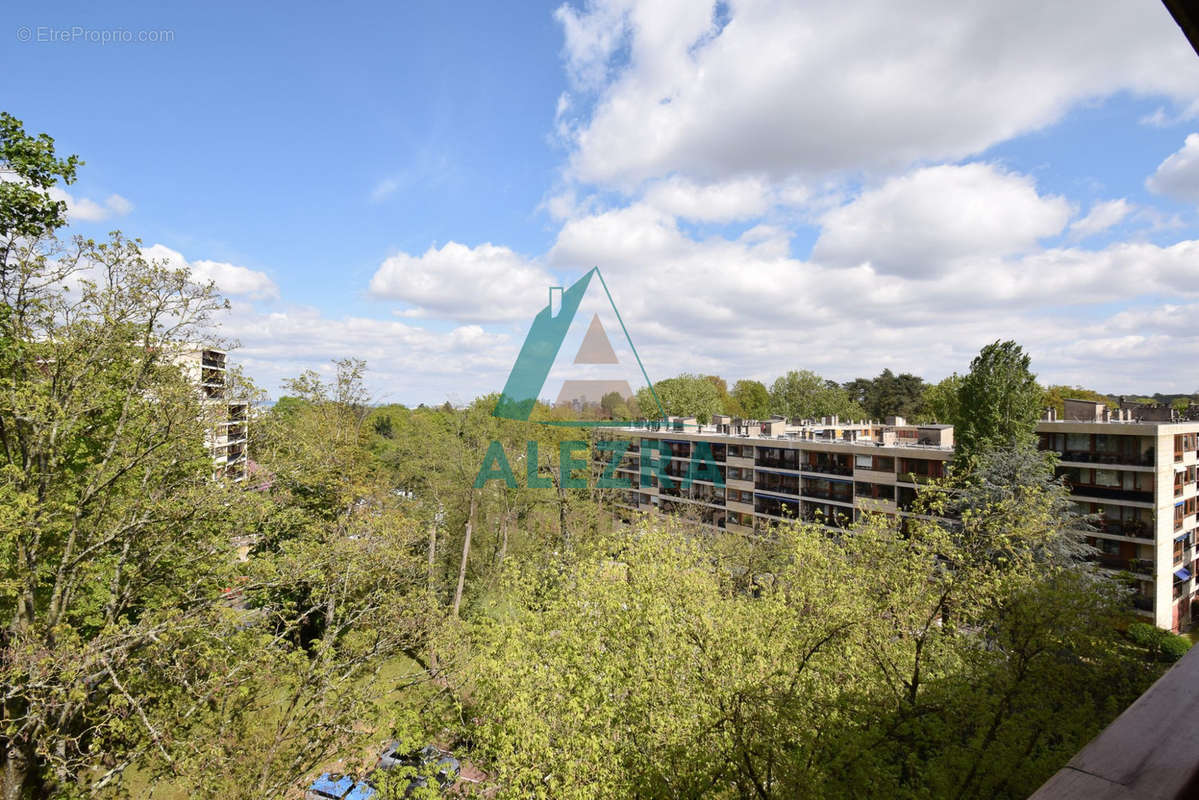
[1059,450,1155,468]
[1068,484,1154,504]
[1094,555,1154,576]
[801,462,853,477]
[1095,520,1153,540]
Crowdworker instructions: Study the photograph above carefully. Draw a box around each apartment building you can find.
[600,401,1199,632]
[599,413,954,543]
[171,347,249,481]
[1038,398,1199,632]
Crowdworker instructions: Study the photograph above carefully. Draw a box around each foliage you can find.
[0,112,80,244]
[635,373,721,423]
[599,390,631,420]
[1126,621,1158,647]
[731,378,770,419]
[843,368,927,420]
[1041,385,1113,417]
[768,369,865,421]
[466,510,1163,799]
[1126,622,1192,663]
[0,231,263,797]
[919,373,963,424]
[950,441,1094,566]
[703,374,742,416]
[955,341,1042,464]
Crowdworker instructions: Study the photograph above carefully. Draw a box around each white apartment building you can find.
[600,400,1199,632]
[171,347,248,481]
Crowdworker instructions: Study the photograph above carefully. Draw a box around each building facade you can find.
[172,347,248,481]
[600,403,1199,632]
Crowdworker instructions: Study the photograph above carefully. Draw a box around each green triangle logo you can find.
[492,267,664,426]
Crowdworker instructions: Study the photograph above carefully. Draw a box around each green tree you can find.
[843,369,927,420]
[769,369,865,421]
[919,373,963,424]
[0,231,262,797]
[635,374,721,424]
[0,112,80,253]
[600,390,631,420]
[731,379,771,419]
[703,374,742,416]
[1042,385,1113,418]
[467,505,1160,800]
[185,363,440,798]
[955,341,1043,463]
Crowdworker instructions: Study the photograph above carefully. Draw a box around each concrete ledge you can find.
[1030,645,1199,799]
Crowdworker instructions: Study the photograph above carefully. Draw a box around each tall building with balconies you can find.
[1038,398,1199,632]
[171,347,248,481]
[600,401,1199,632]
[599,414,953,546]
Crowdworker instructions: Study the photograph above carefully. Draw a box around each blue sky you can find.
[5,0,1199,402]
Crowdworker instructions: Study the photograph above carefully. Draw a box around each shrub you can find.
[1159,635,1192,663]
[1127,622,1159,647]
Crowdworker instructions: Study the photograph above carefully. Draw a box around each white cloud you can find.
[557,0,1199,188]
[0,172,134,223]
[543,194,1199,393]
[811,163,1071,276]
[1068,198,1132,239]
[217,301,517,403]
[142,244,279,301]
[642,175,771,222]
[47,188,133,222]
[1147,133,1199,203]
[368,241,555,323]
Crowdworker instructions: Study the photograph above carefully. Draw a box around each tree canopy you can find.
[843,368,927,420]
[769,369,865,421]
[955,340,1042,462]
[635,373,722,423]
[731,379,771,419]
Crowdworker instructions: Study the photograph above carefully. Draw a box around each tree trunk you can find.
[3,736,33,800]
[426,520,437,596]
[451,492,476,618]
[557,483,569,550]
[498,511,510,565]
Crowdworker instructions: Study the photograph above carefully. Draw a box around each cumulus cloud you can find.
[642,175,771,222]
[543,193,1199,393]
[217,301,517,403]
[142,244,279,300]
[811,164,1071,276]
[556,0,1199,187]
[59,191,135,222]
[368,241,556,323]
[1147,133,1199,203]
[1068,198,1132,239]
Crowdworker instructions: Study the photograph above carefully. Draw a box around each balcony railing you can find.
[1096,520,1152,540]
[1059,450,1155,467]
[1094,555,1153,575]
[1068,485,1154,504]
[802,488,854,504]
[802,463,853,477]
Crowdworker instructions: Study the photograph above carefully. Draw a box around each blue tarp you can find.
[1175,567,1191,582]
[344,782,376,800]
[309,773,354,798]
